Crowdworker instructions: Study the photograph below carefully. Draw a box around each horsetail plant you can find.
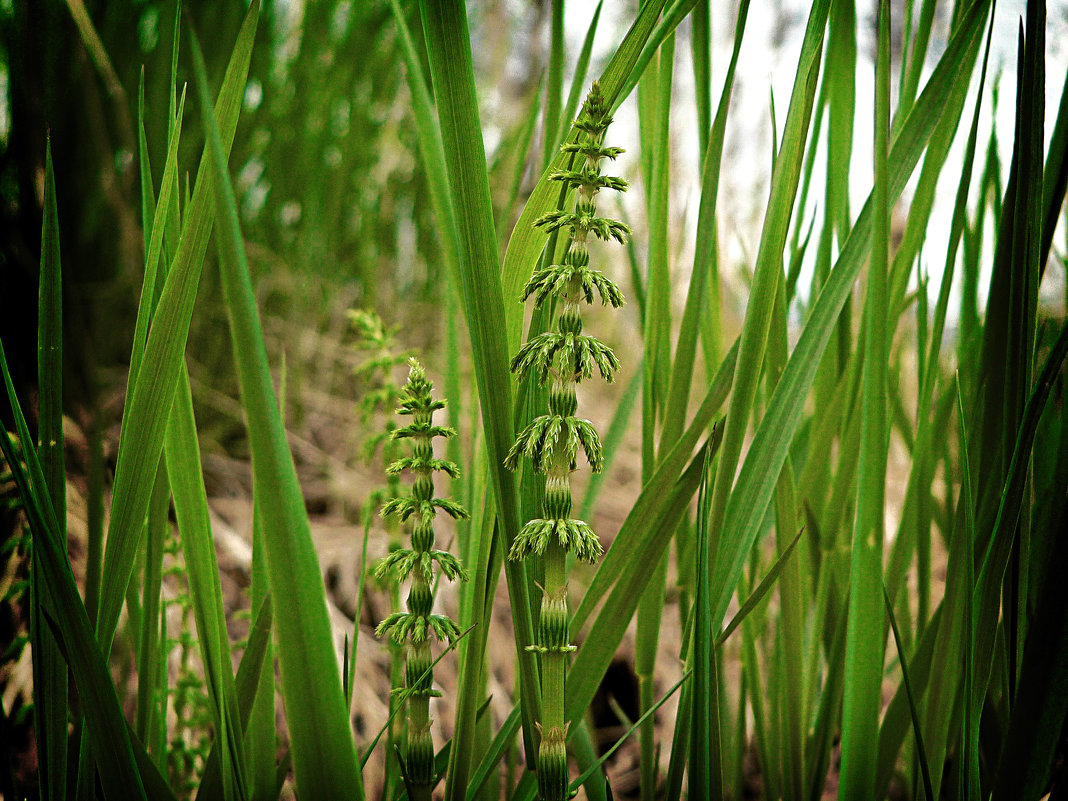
[375,359,468,799]
[505,81,627,801]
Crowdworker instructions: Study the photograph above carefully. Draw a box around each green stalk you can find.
[506,83,628,801]
[377,362,469,800]
[838,0,891,793]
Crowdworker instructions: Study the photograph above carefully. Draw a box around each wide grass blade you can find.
[416,0,541,786]
[189,21,365,800]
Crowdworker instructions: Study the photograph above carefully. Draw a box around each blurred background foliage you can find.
[0,0,550,433]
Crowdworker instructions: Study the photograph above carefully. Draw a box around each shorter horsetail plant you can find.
[375,359,468,799]
[505,81,628,801]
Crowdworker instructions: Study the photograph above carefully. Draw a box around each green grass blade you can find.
[465,705,522,801]
[386,0,459,288]
[991,484,1068,798]
[716,526,805,649]
[689,452,722,799]
[875,604,941,795]
[542,0,564,169]
[566,426,723,730]
[416,2,543,789]
[247,505,275,801]
[134,466,168,747]
[636,33,675,801]
[195,594,275,801]
[838,1,892,794]
[972,315,1068,726]
[33,136,68,801]
[164,364,247,801]
[129,87,186,397]
[578,362,641,521]
[956,377,979,801]
[660,0,749,453]
[705,0,829,641]
[709,0,990,630]
[557,2,603,154]
[97,1,258,654]
[883,586,935,801]
[188,22,364,799]
[571,671,690,793]
[1040,66,1068,266]
[574,343,736,632]
[0,341,147,800]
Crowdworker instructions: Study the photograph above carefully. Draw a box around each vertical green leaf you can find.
[33,136,68,801]
[416,2,541,791]
[838,0,891,794]
[189,21,364,801]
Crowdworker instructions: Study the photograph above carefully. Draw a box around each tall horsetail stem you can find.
[376,359,468,799]
[506,81,628,801]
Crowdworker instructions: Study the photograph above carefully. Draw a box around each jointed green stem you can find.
[376,360,468,798]
[507,82,628,801]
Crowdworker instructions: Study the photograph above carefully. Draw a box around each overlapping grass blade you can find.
[0,342,149,800]
[96,0,258,654]
[883,586,935,800]
[709,0,991,630]
[574,343,736,632]
[660,0,749,453]
[189,22,364,799]
[705,0,829,646]
[566,425,723,729]
[195,595,276,801]
[990,430,1068,797]
[571,671,690,794]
